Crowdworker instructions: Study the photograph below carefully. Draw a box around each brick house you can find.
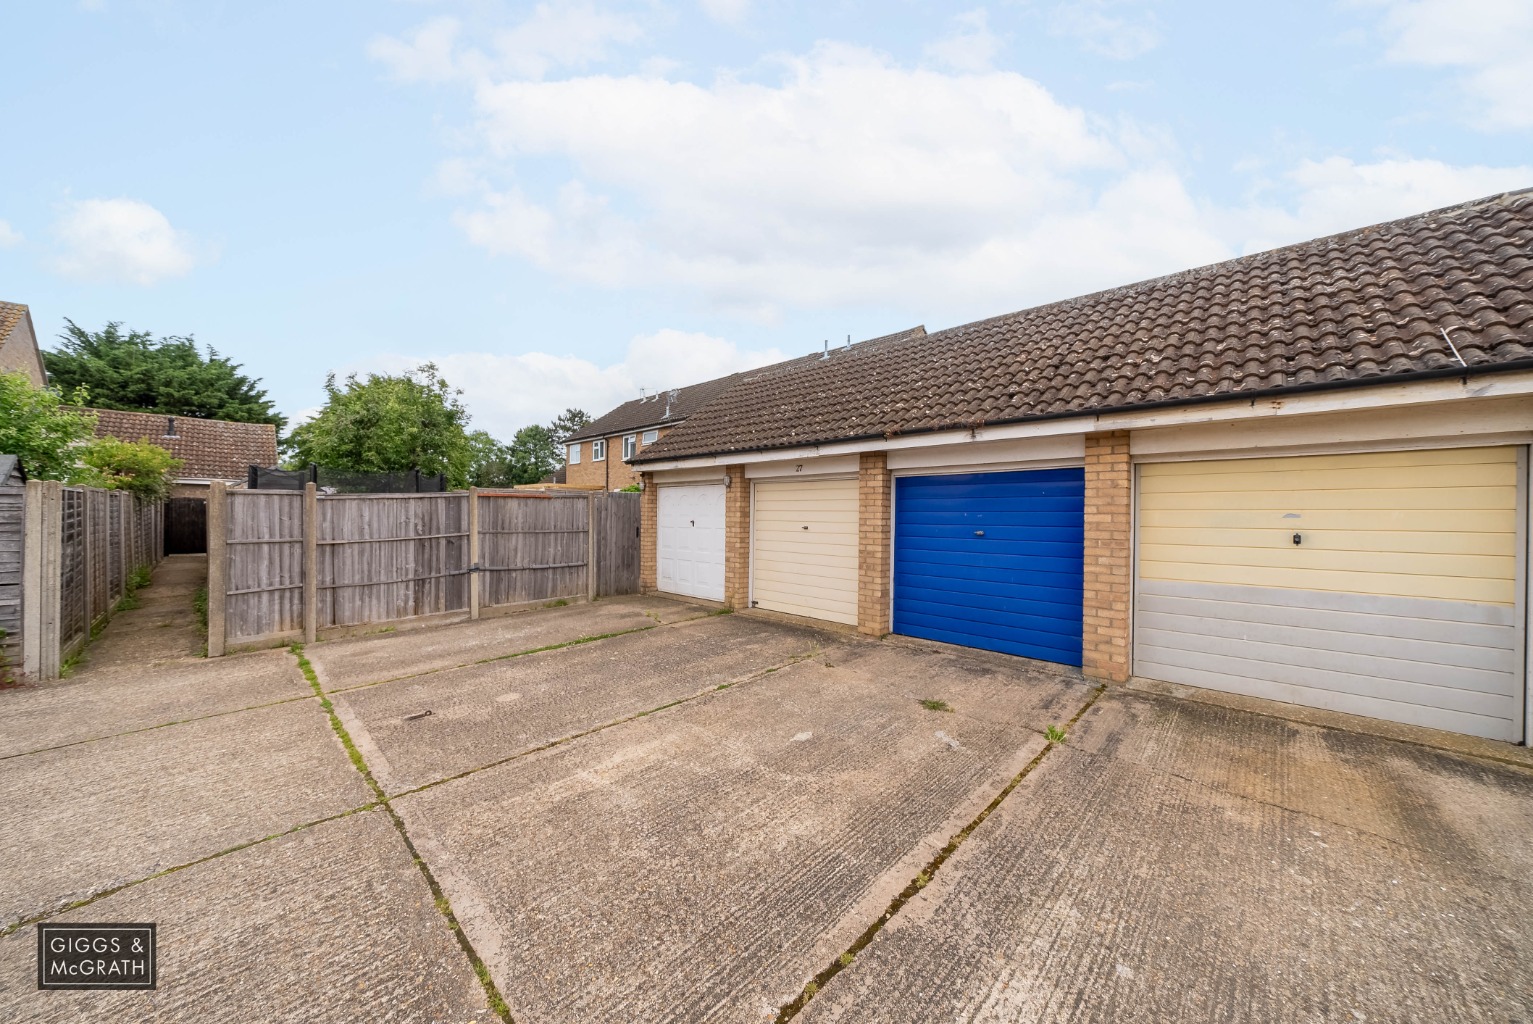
[86,408,279,498]
[0,301,48,387]
[563,374,765,490]
[631,189,1533,746]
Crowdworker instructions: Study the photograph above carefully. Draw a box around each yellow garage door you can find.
[751,478,858,625]
[1135,446,1525,742]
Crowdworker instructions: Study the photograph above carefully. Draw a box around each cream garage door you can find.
[752,478,859,625]
[1135,446,1525,742]
[657,483,726,601]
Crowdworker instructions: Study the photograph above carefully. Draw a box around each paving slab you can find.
[336,614,836,792]
[0,700,372,929]
[0,650,311,758]
[64,554,208,675]
[394,645,1093,1023]
[305,595,708,691]
[0,810,492,1024]
[799,689,1533,1024]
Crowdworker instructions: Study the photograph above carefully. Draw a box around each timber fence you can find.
[6,481,165,680]
[210,484,641,654]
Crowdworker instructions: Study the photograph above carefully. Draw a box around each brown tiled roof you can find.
[84,408,279,480]
[0,301,27,340]
[566,327,926,441]
[636,189,1533,463]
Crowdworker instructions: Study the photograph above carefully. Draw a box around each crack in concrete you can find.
[317,611,715,694]
[0,803,379,938]
[773,684,1107,1023]
[289,643,517,1023]
[389,647,826,800]
[0,692,319,762]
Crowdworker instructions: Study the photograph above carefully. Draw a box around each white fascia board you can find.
[633,370,1533,472]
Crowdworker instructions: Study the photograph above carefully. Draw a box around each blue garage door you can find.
[893,468,1085,665]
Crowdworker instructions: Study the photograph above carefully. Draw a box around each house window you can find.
[642,429,659,444]
[568,443,581,465]
[592,439,606,461]
[623,434,637,461]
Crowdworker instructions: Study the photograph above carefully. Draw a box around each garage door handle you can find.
[974,530,985,537]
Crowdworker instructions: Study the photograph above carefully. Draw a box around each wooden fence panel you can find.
[108,494,124,604]
[478,494,588,608]
[594,492,641,597]
[59,489,86,658]
[0,486,21,668]
[223,490,304,645]
[317,493,470,629]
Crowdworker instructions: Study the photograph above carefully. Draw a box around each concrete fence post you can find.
[21,480,44,679]
[303,482,318,643]
[468,487,481,620]
[207,482,228,657]
[587,492,599,602]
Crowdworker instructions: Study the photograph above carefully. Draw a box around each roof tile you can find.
[637,188,1533,463]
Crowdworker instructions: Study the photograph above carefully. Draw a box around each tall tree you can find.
[284,363,473,487]
[508,424,560,484]
[467,430,518,488]
[45,320,284,428]
[546,408,591,447]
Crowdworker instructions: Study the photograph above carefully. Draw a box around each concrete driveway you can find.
[1,586,1529,1023]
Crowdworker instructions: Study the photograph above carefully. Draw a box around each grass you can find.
[918,698,953,713]
[1045,724,1067,744]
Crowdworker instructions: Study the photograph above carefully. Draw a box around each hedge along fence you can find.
[208,483,641,654]
[9,480,165,680]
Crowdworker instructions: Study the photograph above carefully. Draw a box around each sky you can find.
[1,0,1530,438]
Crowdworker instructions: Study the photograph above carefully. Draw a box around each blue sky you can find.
[1,0,1529,437]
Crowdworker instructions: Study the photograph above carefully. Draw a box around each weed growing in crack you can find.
[1045,724,1067,743]
[838,952,854,967]
[918,698,953,713]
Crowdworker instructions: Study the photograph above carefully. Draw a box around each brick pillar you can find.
[639,473,657,592]
[724,466,750,609]
[1083,431,1132,682]
[857,452,893,636]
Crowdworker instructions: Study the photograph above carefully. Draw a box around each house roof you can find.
[0,301,48,387]
[84,408,279,480]
[0,455,24,485]
[0,302,26,340]
[635,188,1533,464]
[565,328,926,443]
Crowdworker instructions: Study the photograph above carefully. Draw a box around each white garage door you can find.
[1135,446,1526,742]
[751,478,858,625]
[657,483,726,601]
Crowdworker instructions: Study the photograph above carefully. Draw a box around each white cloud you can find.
[447,41,1235,317]
[1048,1,1160,60]
[924,9,1001,72]
[0,220,22,248]
[376,15,1529,326]
[369,2,643,83]
[51,198,197,286]
[347,329,791,438]
[368,16,463,83]
[1228,156,1533,254]
[699,0,751,25]
[1366,0,1533,130]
